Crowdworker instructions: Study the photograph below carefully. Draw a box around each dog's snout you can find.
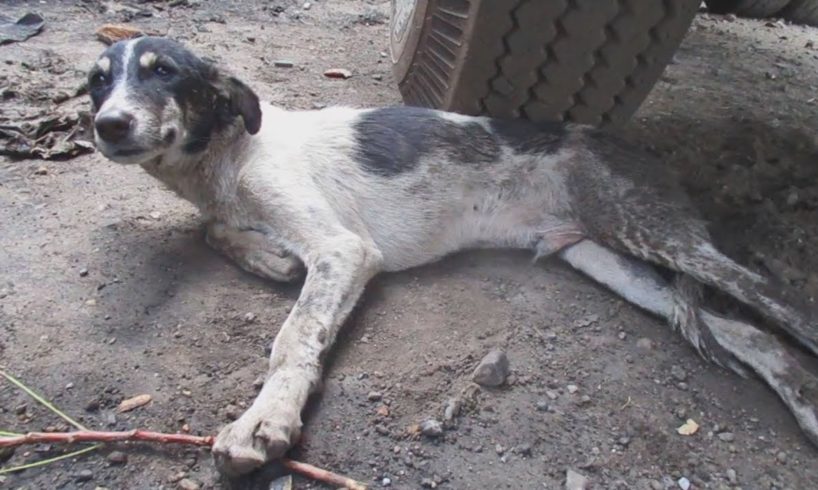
[95,110,134,143]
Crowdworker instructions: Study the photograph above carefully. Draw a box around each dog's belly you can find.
[355,175,575,271]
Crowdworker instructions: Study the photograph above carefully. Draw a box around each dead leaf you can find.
[323,68,352,79]
[117,394,152,413]
[96,24,145,45]
[677,418,699,436]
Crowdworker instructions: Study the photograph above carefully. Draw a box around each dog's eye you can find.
[90,72,107,87]
[153,64,174,77]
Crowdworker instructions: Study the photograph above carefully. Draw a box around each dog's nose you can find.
[95,110,134,143]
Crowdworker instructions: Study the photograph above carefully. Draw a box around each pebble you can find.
[178,478,200,490]
[565,469,589,489]
[678,477,691,490]
[567,384,579,394]
[420,419,443,438]
[421,478,437,488]
[671,365,687,382]
[535,400,549,412]
[776,451,787,464]
[372,73,383,81]
[273,60,295,68]
[79,268,89,277]
[636,337,654,350]
[472,349,510,387]
[717,432,735,442]
[726,468,737,484]
[381,477,391,486]
[443,397,461,420]
[76,469,94,482]
[243,312,256,323]
[367,391,383,402]
[107,451,128,465]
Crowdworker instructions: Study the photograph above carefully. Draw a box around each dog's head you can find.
[88,37,261,165]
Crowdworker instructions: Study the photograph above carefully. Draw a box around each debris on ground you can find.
[0,13,44,45]
[565,468,590,489]
[116,394,152,413]
[323,68,352,79]
[95,24,145,45]
[0,111,94,160]
[472,349,510,387]
[677,419,700,436]
[419,419,443,438]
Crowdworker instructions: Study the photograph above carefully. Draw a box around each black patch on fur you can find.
[489,119,566,155]
[353,107,500,177]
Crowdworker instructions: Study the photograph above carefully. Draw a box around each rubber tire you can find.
[705,0,791,17]
[781,0,818,25]
[389,0,700,126]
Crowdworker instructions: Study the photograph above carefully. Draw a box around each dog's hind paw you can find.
[212,405,302,476]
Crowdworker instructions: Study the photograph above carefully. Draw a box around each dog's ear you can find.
[222,76,262,135]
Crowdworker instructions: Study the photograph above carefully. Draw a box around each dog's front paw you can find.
[212,405,303,476]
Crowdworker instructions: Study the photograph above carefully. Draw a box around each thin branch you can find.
[0,445,101,475]
[282,459,368,490]
[0,430,214,448]
[0,371,87,430]
[0,430,368,489]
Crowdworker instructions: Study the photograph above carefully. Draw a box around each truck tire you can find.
[781,0,818,25]
[704,0,791,17]
[389,0,700,126]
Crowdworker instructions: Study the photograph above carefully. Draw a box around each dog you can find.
[88,37,818,475]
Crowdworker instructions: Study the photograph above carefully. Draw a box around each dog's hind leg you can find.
[560,240,818,445]
[566,138,818,357]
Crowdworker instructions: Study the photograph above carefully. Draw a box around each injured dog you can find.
[88,37,818,475]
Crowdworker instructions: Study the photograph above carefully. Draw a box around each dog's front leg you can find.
[212,233,383,475]
[206,222,304,283]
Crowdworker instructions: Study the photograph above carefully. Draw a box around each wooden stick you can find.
[281,459,367,490]
[0,430,367,489]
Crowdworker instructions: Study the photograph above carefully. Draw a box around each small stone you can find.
[567,384,579,394]
[535,400,549,412]
[223,404,240,421]
[107,451,128,465]
[472,349,510,387]
[273,60,294,68]
[421,478,437,488]
[565,468,589,489]
[76,469,94,482]
[649,480,663,490]
[725,13,737,21]
[717,432,735,442]
[302,2,311,10]
[726,468,737,484]
[443,397,461,420]
[678,477,691,490]
[367,391,383,402]
[617,331,627,340]
[34,166,48,175]
[79,268,89,277]
[243,312,256,323]
[324,68,352,79]
[776,451,787,464]
[15,404,26,415]
[636,338,654,350]
[149,211,162,220]
[671,365,687,382]
[517,444,532,456]
[372,73,383,81]
[420,419,443,438]
[178,478,200,490]
[495,443,505,455]
[381,477,391,486]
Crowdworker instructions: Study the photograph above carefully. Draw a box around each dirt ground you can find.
[2,1,818,489]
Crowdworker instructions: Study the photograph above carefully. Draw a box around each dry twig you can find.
[0,429,367,489]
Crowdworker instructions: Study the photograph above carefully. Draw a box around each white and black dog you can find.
[88,37,818,475]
